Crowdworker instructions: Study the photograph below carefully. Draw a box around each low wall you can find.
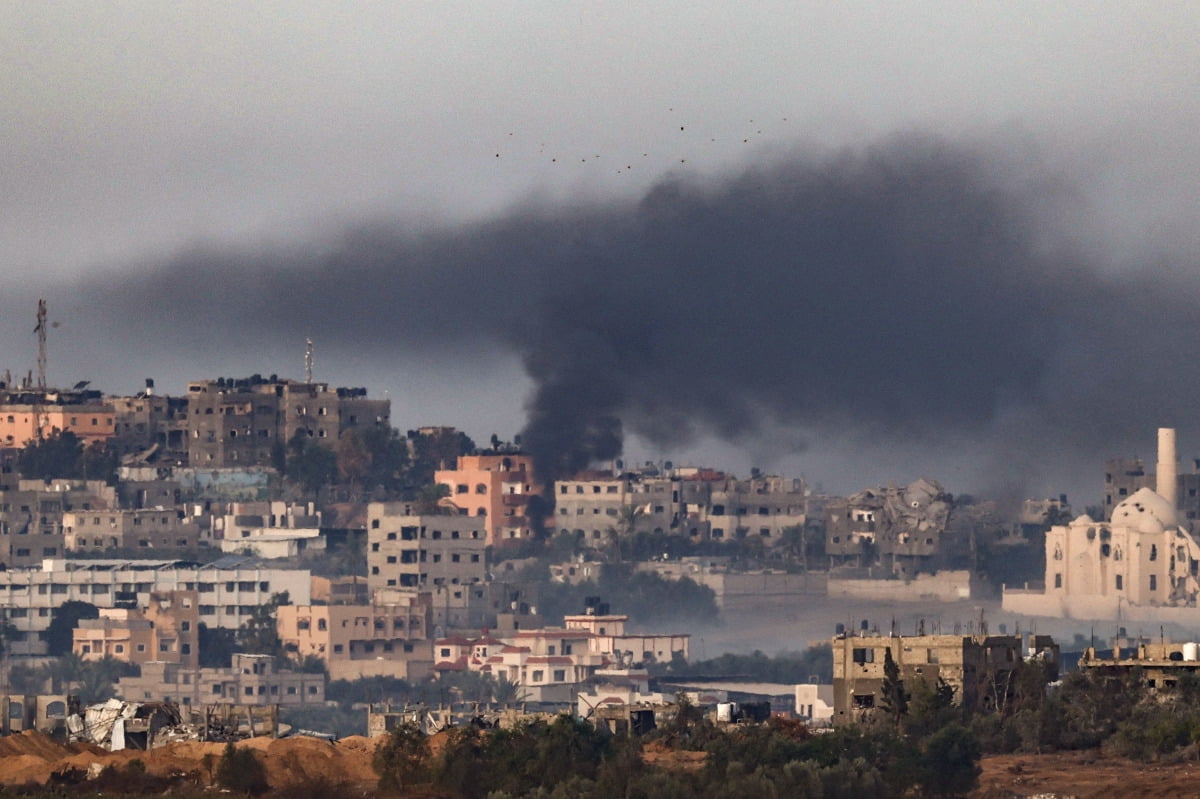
[693,571,828,611]
[1003,589,1200,625]
[826,570,974,602]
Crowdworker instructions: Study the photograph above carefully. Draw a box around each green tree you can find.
[335,428,372,494]
[45,600,99,656]
[920,722,981,797]
[198,623,237,668]
[285,430,337,493]
[880,647,908,729]
[413,483,451,515]
[237,592,289,658]
[216,743,269,795]
[17,429,84,479]
[374,721,431,793]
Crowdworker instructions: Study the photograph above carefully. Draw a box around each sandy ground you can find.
[0,728,382,789]
[7,728,1200,796]
[973,751,1200,799]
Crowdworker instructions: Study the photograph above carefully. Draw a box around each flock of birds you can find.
[490,110,790,175]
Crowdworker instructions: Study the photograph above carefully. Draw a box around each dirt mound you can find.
[0,733,380,789]
[0,730,101,760]
[642,740,706,772]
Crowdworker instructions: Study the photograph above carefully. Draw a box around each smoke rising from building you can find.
[40,135,1200,486]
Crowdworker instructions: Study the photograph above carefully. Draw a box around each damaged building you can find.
[824,478,959,575]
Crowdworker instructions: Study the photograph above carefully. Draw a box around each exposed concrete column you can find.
[1158,427,1178,508]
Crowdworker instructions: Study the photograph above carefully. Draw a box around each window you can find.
[853,695,875,709]
[1116,574,1124,590]
[553,669,566,681]
[1150,574,1158,591]
[532,670,544,682]
[852,648,875,665]
[1054,573,1062,588]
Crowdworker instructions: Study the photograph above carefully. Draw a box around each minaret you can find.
[1158,427,1178,508]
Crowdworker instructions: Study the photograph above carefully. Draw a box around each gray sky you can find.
[2,3,1198,502]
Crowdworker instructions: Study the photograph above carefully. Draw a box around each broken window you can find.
[852,694,875,709]
[852,648,875,665]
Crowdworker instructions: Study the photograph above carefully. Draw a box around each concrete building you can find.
[117,654,324,709]
[824,478,952,574]
[436,453,545,546]
[104,385,189,462]
[185,376,389,468]
[73,590,200,667]
[64,508,200,552]
[366,503,487,593]
[681,474,807,545]
[563,612,690,665]
[1078,640,1200,689]
[432,605,689,704]
[0,556,310,656]
[0,387,115,449]
[831,632,1059,726]
[215,500,323,558]
[276,596,434,681]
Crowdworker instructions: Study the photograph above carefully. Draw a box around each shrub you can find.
[215,742,269,796]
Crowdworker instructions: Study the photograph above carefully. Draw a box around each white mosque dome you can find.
[1111,487,1178,532]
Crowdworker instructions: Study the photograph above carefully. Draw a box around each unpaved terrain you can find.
[972,751,1200,799]
[7,729,1200,796]
[0,729,381,789]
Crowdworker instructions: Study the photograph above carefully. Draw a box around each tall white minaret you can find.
[1158,427,1178,508]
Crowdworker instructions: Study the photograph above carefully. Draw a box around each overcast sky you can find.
[2,3,1198,502]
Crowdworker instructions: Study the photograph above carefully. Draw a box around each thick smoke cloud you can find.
[51,135,1200,485]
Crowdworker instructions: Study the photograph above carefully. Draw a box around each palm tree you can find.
[605,504,645,564]
[489,674,529,706]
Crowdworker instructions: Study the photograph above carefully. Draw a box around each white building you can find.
[0,556,310,656]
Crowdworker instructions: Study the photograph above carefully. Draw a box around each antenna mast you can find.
[305,338,314,384]
[35,299,47,389]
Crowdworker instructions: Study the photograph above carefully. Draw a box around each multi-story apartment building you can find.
[185,376,389,467]
[0,387,115,449]
[831,631,1058,726]
[117,654,324,709]
[436,453,545,546]
[555,469,807,547]
[554,471,678,544]
[824,478,951,573]
[276,594,434,680]
[0,556,310,656]
[366,503,487,593]
[104,383,189,461]
[63,508,200,552]
[0,481,116,568]
[73,590,200,667]
[680,474,806,544]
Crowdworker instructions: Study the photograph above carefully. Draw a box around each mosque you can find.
[1003,428,1200,622]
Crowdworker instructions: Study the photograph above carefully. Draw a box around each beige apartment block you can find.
[72,590,200,667]
[366,504,487,593]
[118,654,325,708]
[64,508,200,552]
[276,596,434,681]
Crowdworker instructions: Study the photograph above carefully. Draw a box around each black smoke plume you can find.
[45,135,1200,488]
